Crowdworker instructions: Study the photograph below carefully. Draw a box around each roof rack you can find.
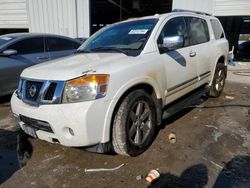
[172,9,212,16]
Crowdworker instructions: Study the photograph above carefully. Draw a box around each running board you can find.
[162,85,209,120]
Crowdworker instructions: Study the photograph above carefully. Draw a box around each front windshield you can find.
[79,18,158,55]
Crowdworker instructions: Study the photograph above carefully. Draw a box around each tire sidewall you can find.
[125,92,156,156]
[210,64,226,97]
[113,90,157,156]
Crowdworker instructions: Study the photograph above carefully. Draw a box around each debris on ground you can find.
[238,62,247,66]
[225,95,235,100]
[146,169,160,183]
[136,175,142,181]
[84,163,125,173]
[205,125,218,130]
[168,133,177,144]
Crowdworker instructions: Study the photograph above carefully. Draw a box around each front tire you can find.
[112,90,157,156]
[209,63,226,97]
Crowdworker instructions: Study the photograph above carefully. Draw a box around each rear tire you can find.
[112,90,156,156]
[209,63,226,98]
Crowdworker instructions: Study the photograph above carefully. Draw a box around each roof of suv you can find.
[121,10,214,24]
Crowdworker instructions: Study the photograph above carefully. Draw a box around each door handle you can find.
[189,51,196,57]
[37,56,49,60]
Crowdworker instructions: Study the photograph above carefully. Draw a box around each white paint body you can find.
[11,12,229,147]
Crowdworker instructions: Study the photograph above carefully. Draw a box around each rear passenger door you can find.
[185,17,211,87]
[45,37,80,60]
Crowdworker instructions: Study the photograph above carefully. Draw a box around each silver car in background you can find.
[0,33,82,97]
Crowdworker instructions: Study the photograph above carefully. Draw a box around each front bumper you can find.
[11,92,111,147]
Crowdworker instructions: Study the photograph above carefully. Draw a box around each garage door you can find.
[0,0,28,29]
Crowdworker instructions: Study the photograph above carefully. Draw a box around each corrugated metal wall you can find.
[172,0,214,14]
[173,0,250,16]
[27,0,90,38]
[214,0,250,16]
[0,0,28,28]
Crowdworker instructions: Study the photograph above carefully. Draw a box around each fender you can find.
[100,76,163,143]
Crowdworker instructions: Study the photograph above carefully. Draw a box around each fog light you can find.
[69,128,75,136]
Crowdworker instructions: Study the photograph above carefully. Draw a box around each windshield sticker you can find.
[128,29,148,35]
[1,37,12,41]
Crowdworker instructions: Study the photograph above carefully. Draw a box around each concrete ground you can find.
[0,63,250,188]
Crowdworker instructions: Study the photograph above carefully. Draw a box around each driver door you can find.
[157,16,198,103]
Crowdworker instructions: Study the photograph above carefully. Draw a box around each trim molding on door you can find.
[167,71,211,96]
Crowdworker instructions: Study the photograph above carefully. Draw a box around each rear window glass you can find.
[210,19,224,40]
[46,38,80,52]
[186,17,210,45]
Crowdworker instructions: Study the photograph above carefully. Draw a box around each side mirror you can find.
[1,49,18,56]
[159,36,184,52]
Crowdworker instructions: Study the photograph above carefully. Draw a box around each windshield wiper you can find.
[90,47,128,55]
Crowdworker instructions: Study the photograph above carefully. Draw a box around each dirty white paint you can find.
[0,0,28,28]
[173,0,250,16]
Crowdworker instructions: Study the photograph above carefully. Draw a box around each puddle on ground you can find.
[214,155,250,187]
[0,150,20,184]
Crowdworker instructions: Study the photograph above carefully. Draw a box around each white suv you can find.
[11,10,228,156]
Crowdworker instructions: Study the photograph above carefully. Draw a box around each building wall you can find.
[27,0,90,38]
[172,0,213,14]
[0,0,28,29]
[214,0,250,16]
[173,0,250,16]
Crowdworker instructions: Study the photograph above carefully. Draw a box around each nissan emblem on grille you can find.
[29,85,37,97]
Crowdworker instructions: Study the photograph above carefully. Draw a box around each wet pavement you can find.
[0,63,250,188]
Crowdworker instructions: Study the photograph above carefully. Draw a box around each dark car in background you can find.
[235,40,250,61]
[0,33,82,97]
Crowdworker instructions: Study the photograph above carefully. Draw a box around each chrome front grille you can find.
[18,78,65,106]
[44,83,57,101]
[25,80,43,101]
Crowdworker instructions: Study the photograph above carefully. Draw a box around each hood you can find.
[21,53,129,80]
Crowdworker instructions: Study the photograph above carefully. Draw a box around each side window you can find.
[7,37,44,55]
[186,17,210,45]
[46,37,76,52]
[157,17,188,48]
[210,19,224,40]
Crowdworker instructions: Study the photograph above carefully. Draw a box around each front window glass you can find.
[7,38,44,54]
[157,17,189,47]
[79,19,158,56]
[0,36,16,47]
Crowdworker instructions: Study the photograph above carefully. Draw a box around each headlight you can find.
[62,74,109,103]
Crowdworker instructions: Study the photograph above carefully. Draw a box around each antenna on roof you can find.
[172,9,212,16]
